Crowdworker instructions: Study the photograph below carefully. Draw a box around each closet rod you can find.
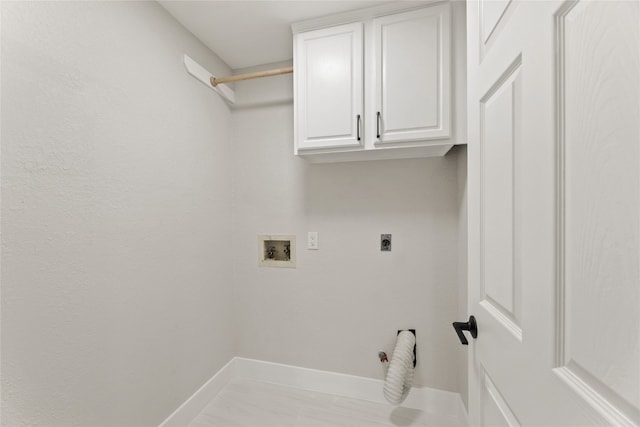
[210,66,293,87]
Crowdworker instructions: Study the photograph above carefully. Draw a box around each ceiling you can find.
[159,1,395,70]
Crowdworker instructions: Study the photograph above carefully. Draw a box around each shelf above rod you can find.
[183,54,235,104]
[210,67,294,87]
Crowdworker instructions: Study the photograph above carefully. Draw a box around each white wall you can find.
[2,4,469,423]
[230,65,466,393]
[1,2,235,425]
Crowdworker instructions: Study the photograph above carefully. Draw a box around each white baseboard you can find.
[159,357,468,426]
[159,358,237,427]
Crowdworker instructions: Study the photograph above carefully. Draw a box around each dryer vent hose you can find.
[383,330,415,405]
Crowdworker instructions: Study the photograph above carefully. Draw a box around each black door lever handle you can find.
[452,315,478,345]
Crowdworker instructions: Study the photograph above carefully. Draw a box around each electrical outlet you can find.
[307,232,319,250]
[381,234,392,251]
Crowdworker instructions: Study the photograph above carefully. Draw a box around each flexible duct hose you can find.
[383,330,415,405]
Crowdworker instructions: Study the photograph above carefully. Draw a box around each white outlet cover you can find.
[307,232,318,250]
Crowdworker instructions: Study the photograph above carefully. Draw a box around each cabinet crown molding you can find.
[290,1,447,33]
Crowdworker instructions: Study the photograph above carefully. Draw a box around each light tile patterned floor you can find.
[189,379,464,427]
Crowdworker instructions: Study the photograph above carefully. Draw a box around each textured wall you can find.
[1,2,235,425]
[2,3,469,424]
[230,65,466,393]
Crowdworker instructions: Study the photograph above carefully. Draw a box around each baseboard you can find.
[456,397,469,425]
[159,358,237,427]
[159,357,468,426]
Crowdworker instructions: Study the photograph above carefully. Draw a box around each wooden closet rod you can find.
[210,66,293,87]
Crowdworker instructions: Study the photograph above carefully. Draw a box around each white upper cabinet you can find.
[294,23,363,151]
[292,2,464,163]
[373,5,450,144]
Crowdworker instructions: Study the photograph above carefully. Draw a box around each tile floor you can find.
[189,379,464,427]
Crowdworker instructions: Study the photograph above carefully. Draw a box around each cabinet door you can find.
[373,5,450,144]
[294,23,363,151]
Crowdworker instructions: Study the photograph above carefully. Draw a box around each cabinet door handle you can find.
[376,111,381,139]
[357,115,361,141]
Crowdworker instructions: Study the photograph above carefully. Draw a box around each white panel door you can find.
[467,1,639,426]
[294,23,363,151]
[372,4,450,145]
